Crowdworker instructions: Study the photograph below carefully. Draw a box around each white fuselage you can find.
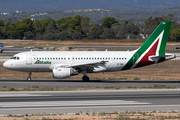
[3,50,136,72]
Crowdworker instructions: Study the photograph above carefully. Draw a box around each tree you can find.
[126,22,140,35]
[0,19,4,38]
[0,28,3,38]
[35,33,43,40]
[22,18,33,31]
[4,22,16,39]
[101,17,118,28]
[14,22,29,39]
[81,17,90,30]
[88,24,104,39]
[33,20,44,34]
[57,30,71,40]
[56,17,72,31]
[67,18,80,31]
[169,28,180,41]
[0,19,4,26]
[143,14,174,35]
[111,23,121,36]
[24,31,35,39]
[101,28,115,39]
[46,18,56,30]
[72,32,83,39]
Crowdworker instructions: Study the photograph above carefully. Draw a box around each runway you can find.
[0,79,180,88]
[0,89,180,115]
[1,48,44,55]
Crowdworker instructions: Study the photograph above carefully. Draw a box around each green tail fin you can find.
[122,21,171,70]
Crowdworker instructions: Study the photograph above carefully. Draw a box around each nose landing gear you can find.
[27,72,32,81]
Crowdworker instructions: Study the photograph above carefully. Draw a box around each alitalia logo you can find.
[34,60,51,64]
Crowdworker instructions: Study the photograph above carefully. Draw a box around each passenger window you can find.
[68,58,70,60]
[64,58,66,60]
[17,57,20,60]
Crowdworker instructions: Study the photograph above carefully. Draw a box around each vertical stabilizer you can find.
[122,21,171,70]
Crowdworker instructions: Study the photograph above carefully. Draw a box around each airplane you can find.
[3,21,176,82]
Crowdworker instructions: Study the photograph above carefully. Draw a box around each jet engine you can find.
[52,67,78,79]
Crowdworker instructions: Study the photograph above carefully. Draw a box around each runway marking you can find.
[1,104,180,111]
[0,100,151,108]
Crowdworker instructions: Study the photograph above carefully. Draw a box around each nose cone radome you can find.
[3,61,8,68]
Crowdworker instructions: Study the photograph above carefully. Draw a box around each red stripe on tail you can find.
[135,39,159,68]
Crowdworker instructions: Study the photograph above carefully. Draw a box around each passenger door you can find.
[26,53,32,65]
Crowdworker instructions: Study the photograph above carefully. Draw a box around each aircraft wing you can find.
[49,61,108,70]
[71,61,108,67]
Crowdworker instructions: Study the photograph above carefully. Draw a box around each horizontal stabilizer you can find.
[149,55,172,59]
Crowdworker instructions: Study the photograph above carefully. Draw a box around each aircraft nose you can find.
[3,61,9,68]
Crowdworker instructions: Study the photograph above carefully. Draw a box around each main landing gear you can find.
[81,70,90,82]
[27,72,32,81]
[82,76,90,82]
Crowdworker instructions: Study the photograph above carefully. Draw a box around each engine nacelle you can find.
[52,67,78,79]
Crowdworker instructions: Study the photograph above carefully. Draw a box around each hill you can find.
[0,0,180,12]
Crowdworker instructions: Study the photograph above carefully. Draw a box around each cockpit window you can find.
[11,57,15,59]
[11,56,20,60]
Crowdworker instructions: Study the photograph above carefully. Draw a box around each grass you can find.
[4,110,180,120]
[1,60,180,81]
[0,84,178,92]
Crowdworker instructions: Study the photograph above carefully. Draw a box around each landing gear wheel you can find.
[27,77,31,81]
[82,76,90,82]
[27,72,32,81]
